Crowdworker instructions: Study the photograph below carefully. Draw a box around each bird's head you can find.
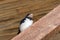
[26,13,33,18]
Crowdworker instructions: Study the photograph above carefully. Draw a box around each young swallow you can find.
[17,13,33,34]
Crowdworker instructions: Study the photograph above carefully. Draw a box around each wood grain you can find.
[12,5,60,40]
[0,0,60,40]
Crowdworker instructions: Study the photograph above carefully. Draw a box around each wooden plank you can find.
[0,0,60,28]
[0,0,17,4]
[42,25,60,40]
[0,0,60,40]
[11,5,60,40]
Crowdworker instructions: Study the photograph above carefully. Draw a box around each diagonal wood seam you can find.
[11,5,60,40]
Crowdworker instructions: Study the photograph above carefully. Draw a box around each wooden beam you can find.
[0,0,17,4]
[11,5,60,40]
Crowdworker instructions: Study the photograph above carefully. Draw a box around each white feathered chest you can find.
[20,18,33,31]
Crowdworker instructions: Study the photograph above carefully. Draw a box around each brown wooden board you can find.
[0,0,60,40]
[11,5,60,40]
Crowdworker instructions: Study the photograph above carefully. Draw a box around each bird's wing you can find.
[20,18,25,24]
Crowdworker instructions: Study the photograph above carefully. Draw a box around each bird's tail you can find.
[17,29,21,34]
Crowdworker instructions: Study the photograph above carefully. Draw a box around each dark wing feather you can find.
[20,18,26,24]
[17,18,26,34]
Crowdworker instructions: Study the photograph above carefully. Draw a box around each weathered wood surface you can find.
[0,0,60,40]
[0,0,17,4]
[12,5,60,40]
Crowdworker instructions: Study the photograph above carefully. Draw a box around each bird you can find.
[17,13,33,34]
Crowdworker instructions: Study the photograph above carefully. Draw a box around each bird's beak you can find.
[28,14,33,18]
